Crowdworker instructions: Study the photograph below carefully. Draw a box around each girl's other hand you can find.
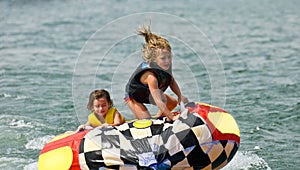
[181,95,189,104]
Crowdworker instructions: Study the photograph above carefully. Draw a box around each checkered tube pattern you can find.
[78,105,239,170]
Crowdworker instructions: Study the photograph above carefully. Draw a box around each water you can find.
[1,0,299,169]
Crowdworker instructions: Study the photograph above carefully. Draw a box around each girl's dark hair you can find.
[87,89,113,110]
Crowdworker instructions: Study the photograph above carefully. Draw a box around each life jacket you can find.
[125,62,173,104]
[88,107,125,126]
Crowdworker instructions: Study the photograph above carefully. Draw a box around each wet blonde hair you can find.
[138,25,171,63]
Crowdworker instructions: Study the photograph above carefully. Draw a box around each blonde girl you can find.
[125,25,187,121]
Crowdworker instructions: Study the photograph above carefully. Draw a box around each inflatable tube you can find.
[38,102,240,170]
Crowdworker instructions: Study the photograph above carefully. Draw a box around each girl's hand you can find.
[76,124,85,132]
[177,95,189,105]
[181,95,189,104]
[172,112,180,121]
[101,123,109,128]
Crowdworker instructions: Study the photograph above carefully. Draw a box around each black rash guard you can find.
[125,62,173,104]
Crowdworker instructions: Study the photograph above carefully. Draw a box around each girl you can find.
[77,89,125,131]
[125,25,186,121]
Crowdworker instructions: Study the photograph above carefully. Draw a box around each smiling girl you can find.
[77,89,125,131]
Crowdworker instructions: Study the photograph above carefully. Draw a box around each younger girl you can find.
[77,89,125,131]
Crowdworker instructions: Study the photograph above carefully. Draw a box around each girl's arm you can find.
[142,71,176,120]
[110,110,124,126]
[170,77,182,104]
[170,77,189,104]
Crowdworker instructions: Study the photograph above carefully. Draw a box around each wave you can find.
[223,151,271,170]
[8,119,34,129]
[0,157,35,170]
[25,135,54,150]
[24,162,38,170]
[0,93,28,100]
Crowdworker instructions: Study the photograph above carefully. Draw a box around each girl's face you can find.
[155,49,172,70]
[93,97,110,117]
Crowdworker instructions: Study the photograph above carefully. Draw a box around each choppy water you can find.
[1,0,299,169]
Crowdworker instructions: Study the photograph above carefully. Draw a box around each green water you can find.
[1,0,299,169]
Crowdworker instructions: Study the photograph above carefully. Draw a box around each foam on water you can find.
[8,119,34,129]
[223,151,272,170]
[25,135,54,150]
[0,157,35,170]
[0,93,29,100]
[24,162,38,170]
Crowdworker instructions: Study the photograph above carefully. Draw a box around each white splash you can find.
[25,135,54,150]
[24,162,38,170]
[0,157,35,170]
[8,119,34,128]
[1,93,28,100]
[223,151,272,170]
